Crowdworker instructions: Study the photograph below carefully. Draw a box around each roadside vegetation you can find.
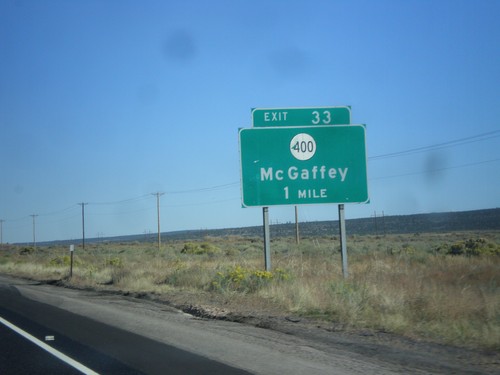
[1,231,499,351]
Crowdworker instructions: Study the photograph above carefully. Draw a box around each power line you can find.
[370,157,500,181]
[164,197,240,208]
[88,194,151,205]
[87,206,154,216]
[42,212,81,226]
[369,130,500,161]
[166,182,239,194]
[1,205,79,223]
[0,184,211,214]
[38,205,79,217]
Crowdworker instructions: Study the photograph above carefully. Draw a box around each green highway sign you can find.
[239,125,368,207]
[252,106,351,127]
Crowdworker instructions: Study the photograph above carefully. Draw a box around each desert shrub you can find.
[327,280,373,320]
[402,243,416,255]
[84,264,98,277]
[49,255,77,266]
[181,242,221,255]
[224,247,240,256]
[434,243,450,254]
[210,265,290,293]
[274,268,291,281]
[19,247,35,255]
[155,260,187,285]
[171,267,208,289]
[109,267,129,285]
[105,257,123,267]
[437,238,500,257]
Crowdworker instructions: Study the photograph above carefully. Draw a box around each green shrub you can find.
[402,243,416,255]
[181,242,221,255]
[19,247,35,255]
[224,247,240,256]
[435,238,500,257]
[49,255,71,266]
[105,257,123,267]
[209,265,290,293]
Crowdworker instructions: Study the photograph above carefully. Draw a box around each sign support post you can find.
[262,207,271,271]
[338,204,348,278]
[69,244,74,278]
[295,206,300,244]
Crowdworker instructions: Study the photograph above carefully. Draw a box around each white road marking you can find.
[0,316,99,375]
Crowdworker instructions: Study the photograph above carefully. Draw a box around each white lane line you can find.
[0,316,99,375]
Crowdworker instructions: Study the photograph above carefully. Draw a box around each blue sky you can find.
[1,0,499,243]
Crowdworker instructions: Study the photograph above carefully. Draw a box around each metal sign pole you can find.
[69,244,74,278]
[263,207,271,271]
[295,206,300,244]
[338,204,348,278]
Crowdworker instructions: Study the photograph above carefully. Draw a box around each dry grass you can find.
[1,231,499,350]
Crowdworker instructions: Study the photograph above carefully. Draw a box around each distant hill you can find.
[38,208,500,246]
[163,207,500,240]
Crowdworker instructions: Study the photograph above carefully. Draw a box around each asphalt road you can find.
[0,322,82,374]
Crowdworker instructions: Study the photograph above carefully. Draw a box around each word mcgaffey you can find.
[260,166,349,182]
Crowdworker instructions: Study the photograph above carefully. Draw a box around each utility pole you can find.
[78,203,88,249]
[382,211,386,236]
[0,219,5,245]
[152,192,164,251]
[30,214,38,249]
[0,219,4,244]
[294,206,300,244]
